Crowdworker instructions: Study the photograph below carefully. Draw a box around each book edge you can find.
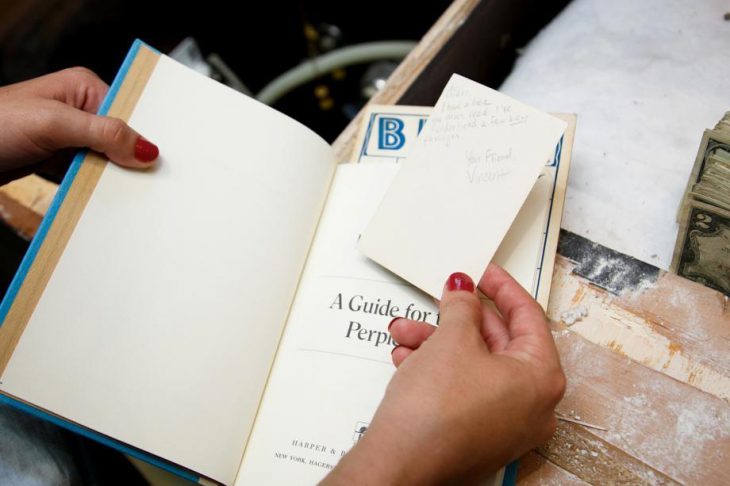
[534,113,577,309]
[0,38,207,485]
[0,392,201,482]
[0,38,148,325]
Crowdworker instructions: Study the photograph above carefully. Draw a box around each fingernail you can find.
[447,272,474,292]
[391,345,400,355]
[388,317,400,332]
[135,136,159,163]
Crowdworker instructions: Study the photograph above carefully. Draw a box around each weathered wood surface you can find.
[0,175,56,240]
[542,256,730,484]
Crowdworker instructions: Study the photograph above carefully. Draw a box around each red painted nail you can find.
[388,317,400,332]
[447,272,474,292]
[134,136,159,163]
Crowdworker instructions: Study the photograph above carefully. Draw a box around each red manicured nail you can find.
[388,317,400,332]
[134,136,159,163]
[447,272,474,292]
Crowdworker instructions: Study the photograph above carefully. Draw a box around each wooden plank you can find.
[539,421,677,485]
[0,190,42,240]
[517,451,588,485]
[549,256,730,402]
[0,175,57,239]
[615,268,730,386]
[542,256,730,483]
[0,175,56,216]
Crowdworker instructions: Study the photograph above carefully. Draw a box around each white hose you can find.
[256,41,417,105]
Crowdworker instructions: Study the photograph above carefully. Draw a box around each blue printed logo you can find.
[547,136,563,167]
[378,117,406,150]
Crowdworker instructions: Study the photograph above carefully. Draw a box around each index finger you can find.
[478,263,553,345]
[1,68,108,113]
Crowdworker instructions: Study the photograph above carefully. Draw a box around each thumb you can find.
[85,114,159,168]
[437,272,484,342]
[39,99,159,169]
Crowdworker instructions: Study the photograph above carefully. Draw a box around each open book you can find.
[0,41,574,485]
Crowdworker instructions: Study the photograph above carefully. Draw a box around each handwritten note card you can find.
[359,74,567,298]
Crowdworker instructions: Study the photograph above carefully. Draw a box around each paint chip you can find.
[561,306,588,325]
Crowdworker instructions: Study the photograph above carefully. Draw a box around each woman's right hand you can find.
[324,264,565,485]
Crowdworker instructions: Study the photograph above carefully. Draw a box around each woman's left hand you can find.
[0,67,159,183]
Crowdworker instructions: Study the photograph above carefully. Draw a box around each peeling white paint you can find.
[550,272,730,402]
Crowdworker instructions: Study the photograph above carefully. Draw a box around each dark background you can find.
[0,0,569,141]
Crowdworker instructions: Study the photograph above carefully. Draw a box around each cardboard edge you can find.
[535,113,577,309]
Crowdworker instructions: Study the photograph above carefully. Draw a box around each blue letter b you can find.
[378,117,406,150]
